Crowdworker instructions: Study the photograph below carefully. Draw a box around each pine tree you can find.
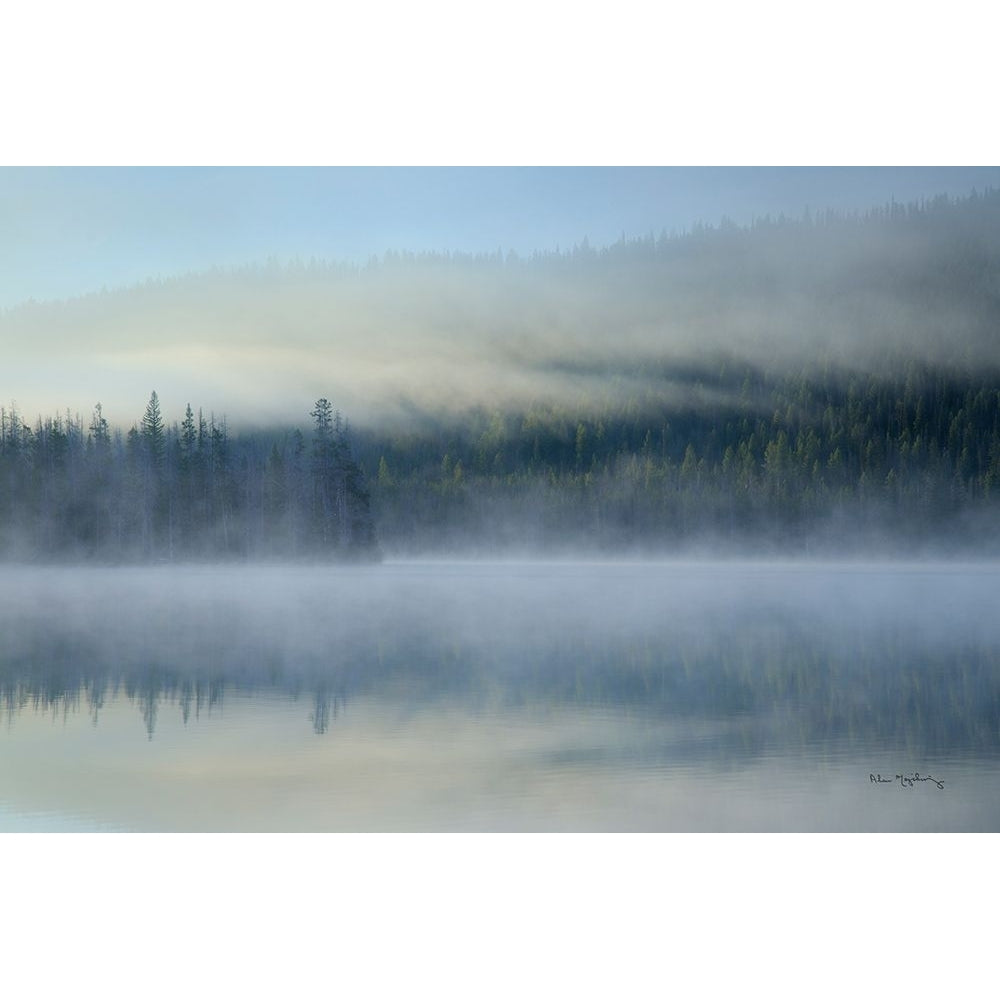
[181,404,197,464]
[311,398,337,545]
[141,391,166,472]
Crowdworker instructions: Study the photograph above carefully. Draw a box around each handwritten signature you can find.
[870,772,944,789]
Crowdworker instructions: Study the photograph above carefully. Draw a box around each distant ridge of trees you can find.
[8,185,996,311]
[0,394,378,562]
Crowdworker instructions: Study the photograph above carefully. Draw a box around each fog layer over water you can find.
[2,561,999,830]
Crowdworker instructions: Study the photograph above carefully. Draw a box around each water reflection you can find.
[2,562,999,762]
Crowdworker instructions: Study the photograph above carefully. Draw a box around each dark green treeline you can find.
[0,394,377,561]
[358,359,1000,554]
[6,364,1000,557]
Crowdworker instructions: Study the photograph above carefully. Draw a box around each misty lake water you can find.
[2,560,998,831]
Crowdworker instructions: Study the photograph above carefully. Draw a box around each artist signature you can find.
[870,772,944,789]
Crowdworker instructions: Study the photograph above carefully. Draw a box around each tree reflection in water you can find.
[2,573,999,759]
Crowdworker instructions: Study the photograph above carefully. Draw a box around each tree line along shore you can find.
[0,394,377,561]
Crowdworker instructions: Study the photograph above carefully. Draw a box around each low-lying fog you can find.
[4,559,999,733]
[3,560,999,830]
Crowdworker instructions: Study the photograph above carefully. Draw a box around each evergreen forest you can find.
[4,188,1000,559]
[357,358,1000,554]
[0,394,377,561]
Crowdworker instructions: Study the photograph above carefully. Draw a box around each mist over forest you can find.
[4,188,1000,558]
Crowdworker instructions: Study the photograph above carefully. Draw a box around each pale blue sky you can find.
[2,167,998,310]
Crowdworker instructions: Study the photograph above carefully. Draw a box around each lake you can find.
[1,560,998,831]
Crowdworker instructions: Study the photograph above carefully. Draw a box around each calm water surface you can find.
[2,561,998,831]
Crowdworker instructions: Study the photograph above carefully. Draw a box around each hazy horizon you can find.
[4,167,1000,430]
[6,167,999,308]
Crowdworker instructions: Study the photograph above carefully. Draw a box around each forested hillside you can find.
[4,189,1000,558]
[356,359,1000,554]
[349,190,1000,554]
[0,394,377,561]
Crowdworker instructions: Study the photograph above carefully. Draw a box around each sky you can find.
[3,166,999,310]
